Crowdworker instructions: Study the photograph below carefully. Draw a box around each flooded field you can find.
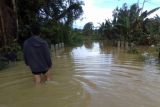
[0,41,160,107]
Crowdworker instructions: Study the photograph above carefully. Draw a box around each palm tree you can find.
[112,3,160,44]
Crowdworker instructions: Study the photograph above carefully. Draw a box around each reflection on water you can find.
[0,41,160,107]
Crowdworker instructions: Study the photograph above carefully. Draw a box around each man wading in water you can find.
[23,24,52,85]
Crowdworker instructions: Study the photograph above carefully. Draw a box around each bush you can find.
[67,32,83,46]
[0,57,9,70]
[156,44,160,59]
[127,47,139,54]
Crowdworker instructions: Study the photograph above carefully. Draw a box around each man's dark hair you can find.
[31,23,41,35]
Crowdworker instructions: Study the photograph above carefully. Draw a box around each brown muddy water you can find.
[0,41,160,107]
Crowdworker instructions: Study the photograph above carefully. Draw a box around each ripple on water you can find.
[1,42,160,107]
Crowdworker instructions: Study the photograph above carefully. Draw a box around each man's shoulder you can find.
[38,37,48,45]
[24,39,29,44]
[23,37,32,46]
[37,36,46,42]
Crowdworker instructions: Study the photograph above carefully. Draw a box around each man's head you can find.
[31,23,41,35]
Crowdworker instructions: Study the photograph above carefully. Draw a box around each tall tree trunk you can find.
[0,7,7,52]
[12,0,18,39]
[0,0,17,54]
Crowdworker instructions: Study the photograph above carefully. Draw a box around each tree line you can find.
[0,0,84,55]
[98,3,160,46]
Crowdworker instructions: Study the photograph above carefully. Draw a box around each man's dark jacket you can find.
[23,36,52,72]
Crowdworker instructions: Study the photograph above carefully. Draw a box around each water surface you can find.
[0,41,160,107]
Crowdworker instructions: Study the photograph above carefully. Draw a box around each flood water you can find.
[1,41,160,107]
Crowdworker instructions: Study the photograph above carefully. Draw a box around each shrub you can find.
[0,57,9,70]
[127,47,139,54]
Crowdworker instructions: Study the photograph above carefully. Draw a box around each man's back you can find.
[23,36,52,72]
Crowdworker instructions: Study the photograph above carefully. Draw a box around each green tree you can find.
[17,0,84,45]
[83,22,94,36]
[39,0,84,26]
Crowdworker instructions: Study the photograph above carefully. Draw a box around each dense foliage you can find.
[99,3,160,45]
[0,0,84,54]
[17,0,84,45]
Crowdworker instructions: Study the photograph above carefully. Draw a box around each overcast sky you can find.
[73,0,160,29]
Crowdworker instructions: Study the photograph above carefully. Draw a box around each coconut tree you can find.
[112,3,132,42]
[112,3,160,44]
[144,15,160,45]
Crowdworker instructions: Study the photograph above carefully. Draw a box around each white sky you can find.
[73,0,160,29]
